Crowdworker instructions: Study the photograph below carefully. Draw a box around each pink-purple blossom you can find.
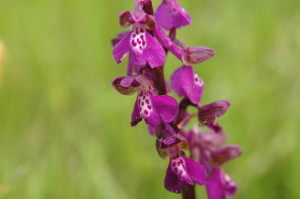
[156,136,206,193]
[171,65,204,104]
[113,10,166,68]
[112,74,178,127]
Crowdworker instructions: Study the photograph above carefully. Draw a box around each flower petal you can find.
[171,66,186,96]
[181,66,204,104]
[143,32,166,68]
[129,48,147,68]
[198,100,230,125]
[183,47,215,65]
[206,168,225,199]
[172,66,204,104]
[131,99,142,126]
[136,91,161,126]
[119,11,132,28]
[151,94,179,123]
[111,77,136,95]
[211,145,242,166]
[127,55,133,76]
[164,162,182,193]
[148,125,155,136]
[183,156,207,185]
[154,1,173,30]
[112,32,131,64]
[171,0,192,29]
[222,171,237,197]
[155,0,191,30]
[111,31,131,47]
[130,10,147,23]
[144,110,161,126]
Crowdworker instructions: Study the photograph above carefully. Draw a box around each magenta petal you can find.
[144,110,161,126]
[206,168,225,199]
[171,0,192,29]
[180,66,194,93]
[154,1,173,30]
[127,55,133,76]
[164,162,182,193]
[129,49,147,67]
[183,156,207,185]
[155,0,191,30]
[172,66,204,104]
[211,145,242,166]
[112,32,131,64]
[181,66,204,104]
[136,91,161,127]
[144,32,166,68]
[131,100,142,126]
[171,66,186,96]
[129,10,147,23]
[186,76,204,104]
[151,94,179,123]
[112,31,131,47]
[148,125,155,136]
[222,171,237,197]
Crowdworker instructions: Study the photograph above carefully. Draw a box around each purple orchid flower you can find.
[112,10,166,68]
[155,0,192,30]
[156,136,207,193]
[186,125,241,199]
[171,65,204,104]
[112,74,178,127]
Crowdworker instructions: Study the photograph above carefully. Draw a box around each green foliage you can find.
[0,0,299,198]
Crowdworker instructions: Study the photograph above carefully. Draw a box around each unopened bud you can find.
[183,46,215,65]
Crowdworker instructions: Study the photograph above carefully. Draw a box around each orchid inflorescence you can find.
[111,0,242,198]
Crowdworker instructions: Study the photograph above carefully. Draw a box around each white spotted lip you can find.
[137,91,153,118]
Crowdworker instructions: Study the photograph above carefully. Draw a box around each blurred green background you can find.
[0,0,299,198]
